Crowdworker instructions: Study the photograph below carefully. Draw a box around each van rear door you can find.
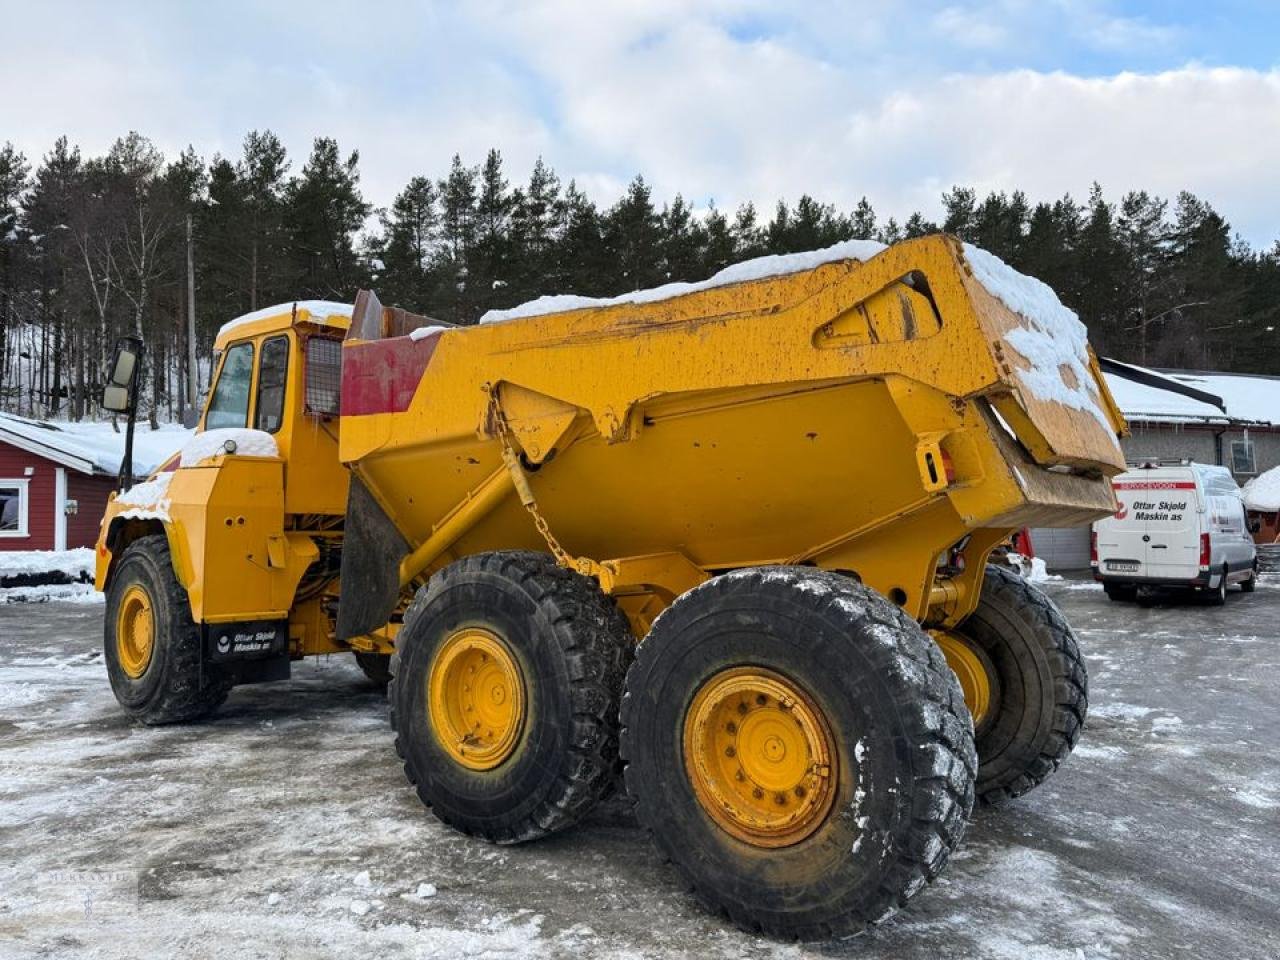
[1096,470,1150,576]
[1121,468,1201,581]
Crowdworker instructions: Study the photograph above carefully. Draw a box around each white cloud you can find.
[931,5,1012,50]
[0,2,1275,250]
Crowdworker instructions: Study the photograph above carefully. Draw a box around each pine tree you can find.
[509,157,562,299]
[604,175,662,291]
[554,180,610,297]
[284,137,370,299]
[436,155,478,322]
[0,143,30,408]
[239,130,290,310]
[850,197,877,240]
[660,194,700,281]
[701,203,735,275]
[731,202,766,258]
[377,175,439,308]
[470,149,514,314]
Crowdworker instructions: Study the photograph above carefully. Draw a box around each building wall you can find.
[0,443,57,551]
[1121,423,1280,485]
[66,473,116,548]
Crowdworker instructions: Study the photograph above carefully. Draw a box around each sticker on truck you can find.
[207,621,287,661]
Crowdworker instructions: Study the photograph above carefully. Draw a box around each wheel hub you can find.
[683,667,838,848]
[427,627,526,770]
[932,629,996,731]
[116,584,155,679]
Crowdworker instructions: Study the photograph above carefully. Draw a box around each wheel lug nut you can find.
[794,786,806,798]
[737,702,748,715]
[725,746,736,758]
[755,694,767,706]
[775,793,786,806]
[725,721,737,734]
[735,770,745,782]
[752,787,763,799]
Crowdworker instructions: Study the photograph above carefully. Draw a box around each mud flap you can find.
[336,477,411,640]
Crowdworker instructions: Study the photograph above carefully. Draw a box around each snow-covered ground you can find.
[1,578,1277,959]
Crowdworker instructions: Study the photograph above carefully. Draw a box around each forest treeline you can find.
[1,130,1277,424]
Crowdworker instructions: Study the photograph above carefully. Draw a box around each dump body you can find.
[337,235,1127,635]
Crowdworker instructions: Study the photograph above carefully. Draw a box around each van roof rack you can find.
[1126,457,1193,468]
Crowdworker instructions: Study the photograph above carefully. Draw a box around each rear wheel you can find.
[1207,567,1228,606]
[621,567,975,940]
[949,564,1087,804]
[104,534,229,724]
[1104,583,1136,602]
[354,651,392,686]
[1241,565,1257,593]
[389,551,632,844]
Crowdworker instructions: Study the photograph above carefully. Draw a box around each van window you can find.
[255,336,290,433]
[205,342,255,430]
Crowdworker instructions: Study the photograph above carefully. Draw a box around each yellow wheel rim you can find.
[683,667,838,848]
[933,630,994,730]
[427,628,526,771]
[116,583,155,679]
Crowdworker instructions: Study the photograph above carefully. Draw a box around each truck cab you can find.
[1091,460,1258,603]
[95,301,392,722]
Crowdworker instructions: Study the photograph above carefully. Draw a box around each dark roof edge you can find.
[1100,357,1227,414]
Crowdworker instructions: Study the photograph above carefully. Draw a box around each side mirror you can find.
[102,337,143,412]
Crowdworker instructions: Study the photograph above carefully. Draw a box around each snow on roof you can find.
[217,300,352,340]
[0,412,192,477]
[476,238,887,325]
[961,243,1116,437]
[1163,372,1280,426]
[1101,370,1229,424]
[1243,465,1280,512]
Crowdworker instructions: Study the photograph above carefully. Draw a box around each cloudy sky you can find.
[2,0,1278,247]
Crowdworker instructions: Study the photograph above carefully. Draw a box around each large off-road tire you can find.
[621,567,976,941]
[389,551,632,844]
[354,651,392,686]
[104,534,230,725]
[953,564,1087,804]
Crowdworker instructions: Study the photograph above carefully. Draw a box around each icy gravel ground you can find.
[1,578,1278,959]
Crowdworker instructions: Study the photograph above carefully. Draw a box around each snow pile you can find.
[0,412,191,476]
[217,300,352,340]
[963,244,1117,439]
[1243,466,1280,512]
[179,428,279,466]
[0,582,101,604]
[477,238,886,325]
[408,324,451,341]
[0,547,94,581]
[1003,552,1061,582]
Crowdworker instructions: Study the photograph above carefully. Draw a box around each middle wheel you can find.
[389,551,633,844]
[621,567,976,940]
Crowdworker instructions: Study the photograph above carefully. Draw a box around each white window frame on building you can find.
[0,478,31,538]
[1230,437,1256,475]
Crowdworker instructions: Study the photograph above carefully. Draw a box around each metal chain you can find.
[487,389,574,568]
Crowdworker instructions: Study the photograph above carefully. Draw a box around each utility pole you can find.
[185,213,198,409]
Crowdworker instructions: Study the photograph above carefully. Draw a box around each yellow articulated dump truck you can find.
[95,234,1126,939]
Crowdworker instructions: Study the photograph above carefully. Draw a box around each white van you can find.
[1091,461,1257,604]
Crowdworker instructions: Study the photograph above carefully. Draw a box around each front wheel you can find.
[389,551,632,844]
[945,564,1087,804]
[104,534,229,724]
[621,567,975,940]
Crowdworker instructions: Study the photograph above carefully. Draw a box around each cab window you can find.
[205,341,255,430]
[255,336,290,433]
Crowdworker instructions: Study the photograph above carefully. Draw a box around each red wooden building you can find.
[0,415,123,552]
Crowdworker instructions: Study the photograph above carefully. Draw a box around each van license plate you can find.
[1108,560,1140,573]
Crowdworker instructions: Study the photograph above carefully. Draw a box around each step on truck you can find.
[95,235,1128,939]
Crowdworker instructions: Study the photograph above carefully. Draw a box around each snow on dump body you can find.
[1244,466,1280,512]
[962,243,1116,436]
[217,300,352,340]
[475,238,887,325]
